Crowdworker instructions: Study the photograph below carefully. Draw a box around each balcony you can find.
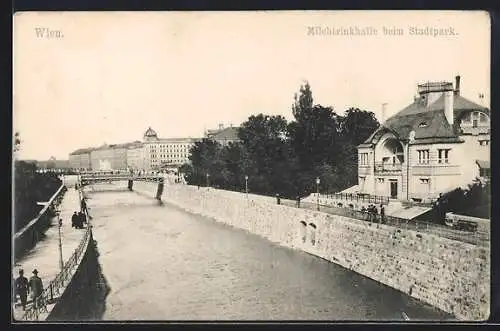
[374,162,402,174]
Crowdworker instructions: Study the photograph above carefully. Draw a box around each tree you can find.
[292,81,314,120]
[338,108,380,146]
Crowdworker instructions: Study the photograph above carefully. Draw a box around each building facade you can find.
[206,123,240,146]
[142,127,199,171]
[357,76,490,202]
[69,148,93,170]
[90,143,129,171]
[126,142,145,171]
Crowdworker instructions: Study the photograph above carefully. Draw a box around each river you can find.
[86,182,453,321]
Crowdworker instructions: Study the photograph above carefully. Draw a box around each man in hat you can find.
[29,269,43,309]
[15,269,29,310]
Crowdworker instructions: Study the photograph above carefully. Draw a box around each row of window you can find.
[359,153,369,165]
[416,149,450,164]
[461,111,489,127]
[150,154,189,159]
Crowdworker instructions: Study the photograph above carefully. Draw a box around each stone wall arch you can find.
[308,223,317,245]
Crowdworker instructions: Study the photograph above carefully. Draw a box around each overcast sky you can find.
[13,11,490,160]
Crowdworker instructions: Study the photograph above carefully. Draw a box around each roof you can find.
[476,160,490,169]
[144,127,158,137]
[143,137,200,144]
[69,147,95,155]
[208,127,240,141]
[361,93,489,146]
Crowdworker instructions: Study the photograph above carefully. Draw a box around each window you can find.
[417,150,430,164]
[420,178,430,184]
[438,149,450,164]
[359,153,369,165]
[377,178,385,183]
[418,122,428,128]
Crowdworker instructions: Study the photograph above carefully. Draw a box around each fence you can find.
[323,192,390,205]
[20,226,93,321]
[14,184,66,260]
[282,200,489,247]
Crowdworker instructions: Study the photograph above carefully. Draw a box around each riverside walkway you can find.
[12,176,86,321]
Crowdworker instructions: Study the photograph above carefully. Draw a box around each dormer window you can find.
[418,122,428,128]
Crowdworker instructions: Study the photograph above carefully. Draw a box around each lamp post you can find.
[206,173,210,189]
[245,175,249,199]
[316,177,320,211]
[56,210,64,272]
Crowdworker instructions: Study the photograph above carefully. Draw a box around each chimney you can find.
[381,103,388,123]
[218,123,224,130]
[455,75,461,95]
[444,89,454,125]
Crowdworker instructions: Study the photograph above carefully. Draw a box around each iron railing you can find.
[374,162,403,173]
[19,227,93,321]
[323,192,390,205]
[281,200,489,247]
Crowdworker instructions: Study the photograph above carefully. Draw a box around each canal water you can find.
[87,183,454,321]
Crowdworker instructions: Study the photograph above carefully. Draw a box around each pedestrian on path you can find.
[15,269,29,310]
[29,269,43,309]
[71,212,78,228]
[380,204,385,224]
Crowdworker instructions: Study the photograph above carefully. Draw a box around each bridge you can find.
[79,173,164,186]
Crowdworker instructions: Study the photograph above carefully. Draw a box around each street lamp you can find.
[206,173,210,189]
[316,177,320,211]
[56,210,64,272]
[245,175,249,199]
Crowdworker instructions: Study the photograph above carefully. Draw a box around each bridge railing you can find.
[20,226,93,321]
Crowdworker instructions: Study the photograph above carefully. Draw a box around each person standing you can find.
[81,198,87,214]
[71,212,78,228]
[29,269,43,309]
[380,204,385,224]
[15,269,29,310]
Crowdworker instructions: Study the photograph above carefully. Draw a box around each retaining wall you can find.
[14,185,67,260]
[133,182,490,321]
[46,230,107,321]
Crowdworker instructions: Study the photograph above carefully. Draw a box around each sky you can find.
[13,11,490,160]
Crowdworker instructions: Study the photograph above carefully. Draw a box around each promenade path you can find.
[12,176,86,321]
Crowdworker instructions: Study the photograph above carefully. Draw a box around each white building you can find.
[142,127,199,171]
[357,76,490,203]
[126,141,145,171]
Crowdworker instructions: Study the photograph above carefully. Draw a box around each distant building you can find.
[205,123,240,146]
[69,148,93,170]
[142,127,199,171]
[357,76,490,202]
[90,143,130,171]
[126,141,145,171]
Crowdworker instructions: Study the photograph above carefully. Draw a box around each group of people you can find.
[14,269,44,311]
[71,211,87,229]
[360,204,385,223]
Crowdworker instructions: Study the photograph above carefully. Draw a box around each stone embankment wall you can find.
[132,182,490,321]
[14,185,67,260]
[46,232,109,321]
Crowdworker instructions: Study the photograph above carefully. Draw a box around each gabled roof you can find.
[360,93,488,146]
